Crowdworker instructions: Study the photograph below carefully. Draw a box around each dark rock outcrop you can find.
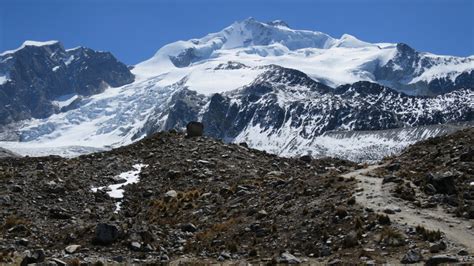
[0,41,134,125]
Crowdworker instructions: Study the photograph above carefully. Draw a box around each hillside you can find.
[1,130,464,264]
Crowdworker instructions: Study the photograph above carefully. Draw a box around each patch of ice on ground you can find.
[91,163,148,213]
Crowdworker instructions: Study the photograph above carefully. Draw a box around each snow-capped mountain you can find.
[0,18,472,160]
[0,40,134,125]
[133,18,474,96]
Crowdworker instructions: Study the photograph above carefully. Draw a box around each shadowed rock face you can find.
[0,41,134,124]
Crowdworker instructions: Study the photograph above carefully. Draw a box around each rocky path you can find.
[342,164,474,254]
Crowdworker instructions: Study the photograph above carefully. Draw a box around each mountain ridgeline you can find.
[0,18,472,160]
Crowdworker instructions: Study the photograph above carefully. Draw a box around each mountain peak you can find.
[267,19,290,28]
[1,40,62,56]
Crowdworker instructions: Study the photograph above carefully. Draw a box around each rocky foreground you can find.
[0,130,472,264]
[380,127,474,219]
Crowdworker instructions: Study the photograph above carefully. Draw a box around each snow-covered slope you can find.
[0,18,473,161]
[133,18,473,95]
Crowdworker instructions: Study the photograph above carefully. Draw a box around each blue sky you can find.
[1,0,473,64]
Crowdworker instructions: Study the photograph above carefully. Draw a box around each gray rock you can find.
[51,258,67,266]
[278,251,301,264]
[426,172,457,195]
[165,190,178,199]
[65,244,81,254]
[130,241,142,251]
[0,195,12,205]
[429,241,446,253]
[426,255,459,266]
[94,223,119,245]
[401,249,423,264]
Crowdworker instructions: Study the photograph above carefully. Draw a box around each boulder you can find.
[426,172,457,195]
[186,121,204,137]
[94,223,119,245]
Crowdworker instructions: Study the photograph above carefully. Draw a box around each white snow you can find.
[0,40,59,56]
[64,55,75,65]
[52,93,78,108]
[0,75,9,85]
[91,164,148,213]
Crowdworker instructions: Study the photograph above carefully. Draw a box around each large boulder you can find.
[426,172,457,195]
[186,121,204,137]
[94,223,120,245]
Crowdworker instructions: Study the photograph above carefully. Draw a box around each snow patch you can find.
[0,75,9,85]
[52,93,78,108]
[91,164,148,213]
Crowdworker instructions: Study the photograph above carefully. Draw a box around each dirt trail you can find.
[342,164,474,253]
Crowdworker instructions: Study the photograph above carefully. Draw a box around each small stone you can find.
[15,238,29,246]
[256,210,268,219]
[429,241,446,253]
[10,185,23,193]
[342,231,359,248]
[220,251,231,259]
[0,195,12,205]
[48,208,71,219]
[51,258,67,266]
[181,223,197,233]
[65,244,81,254]
[165,190,177,199]
[458,249,468,256]
[401,249,423,264]
[130,241,142,251]
[161,254,170,261]
[300,155,312,163]
[426,255,459,265]
[112,256,124,262]
[278,251,301,264]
